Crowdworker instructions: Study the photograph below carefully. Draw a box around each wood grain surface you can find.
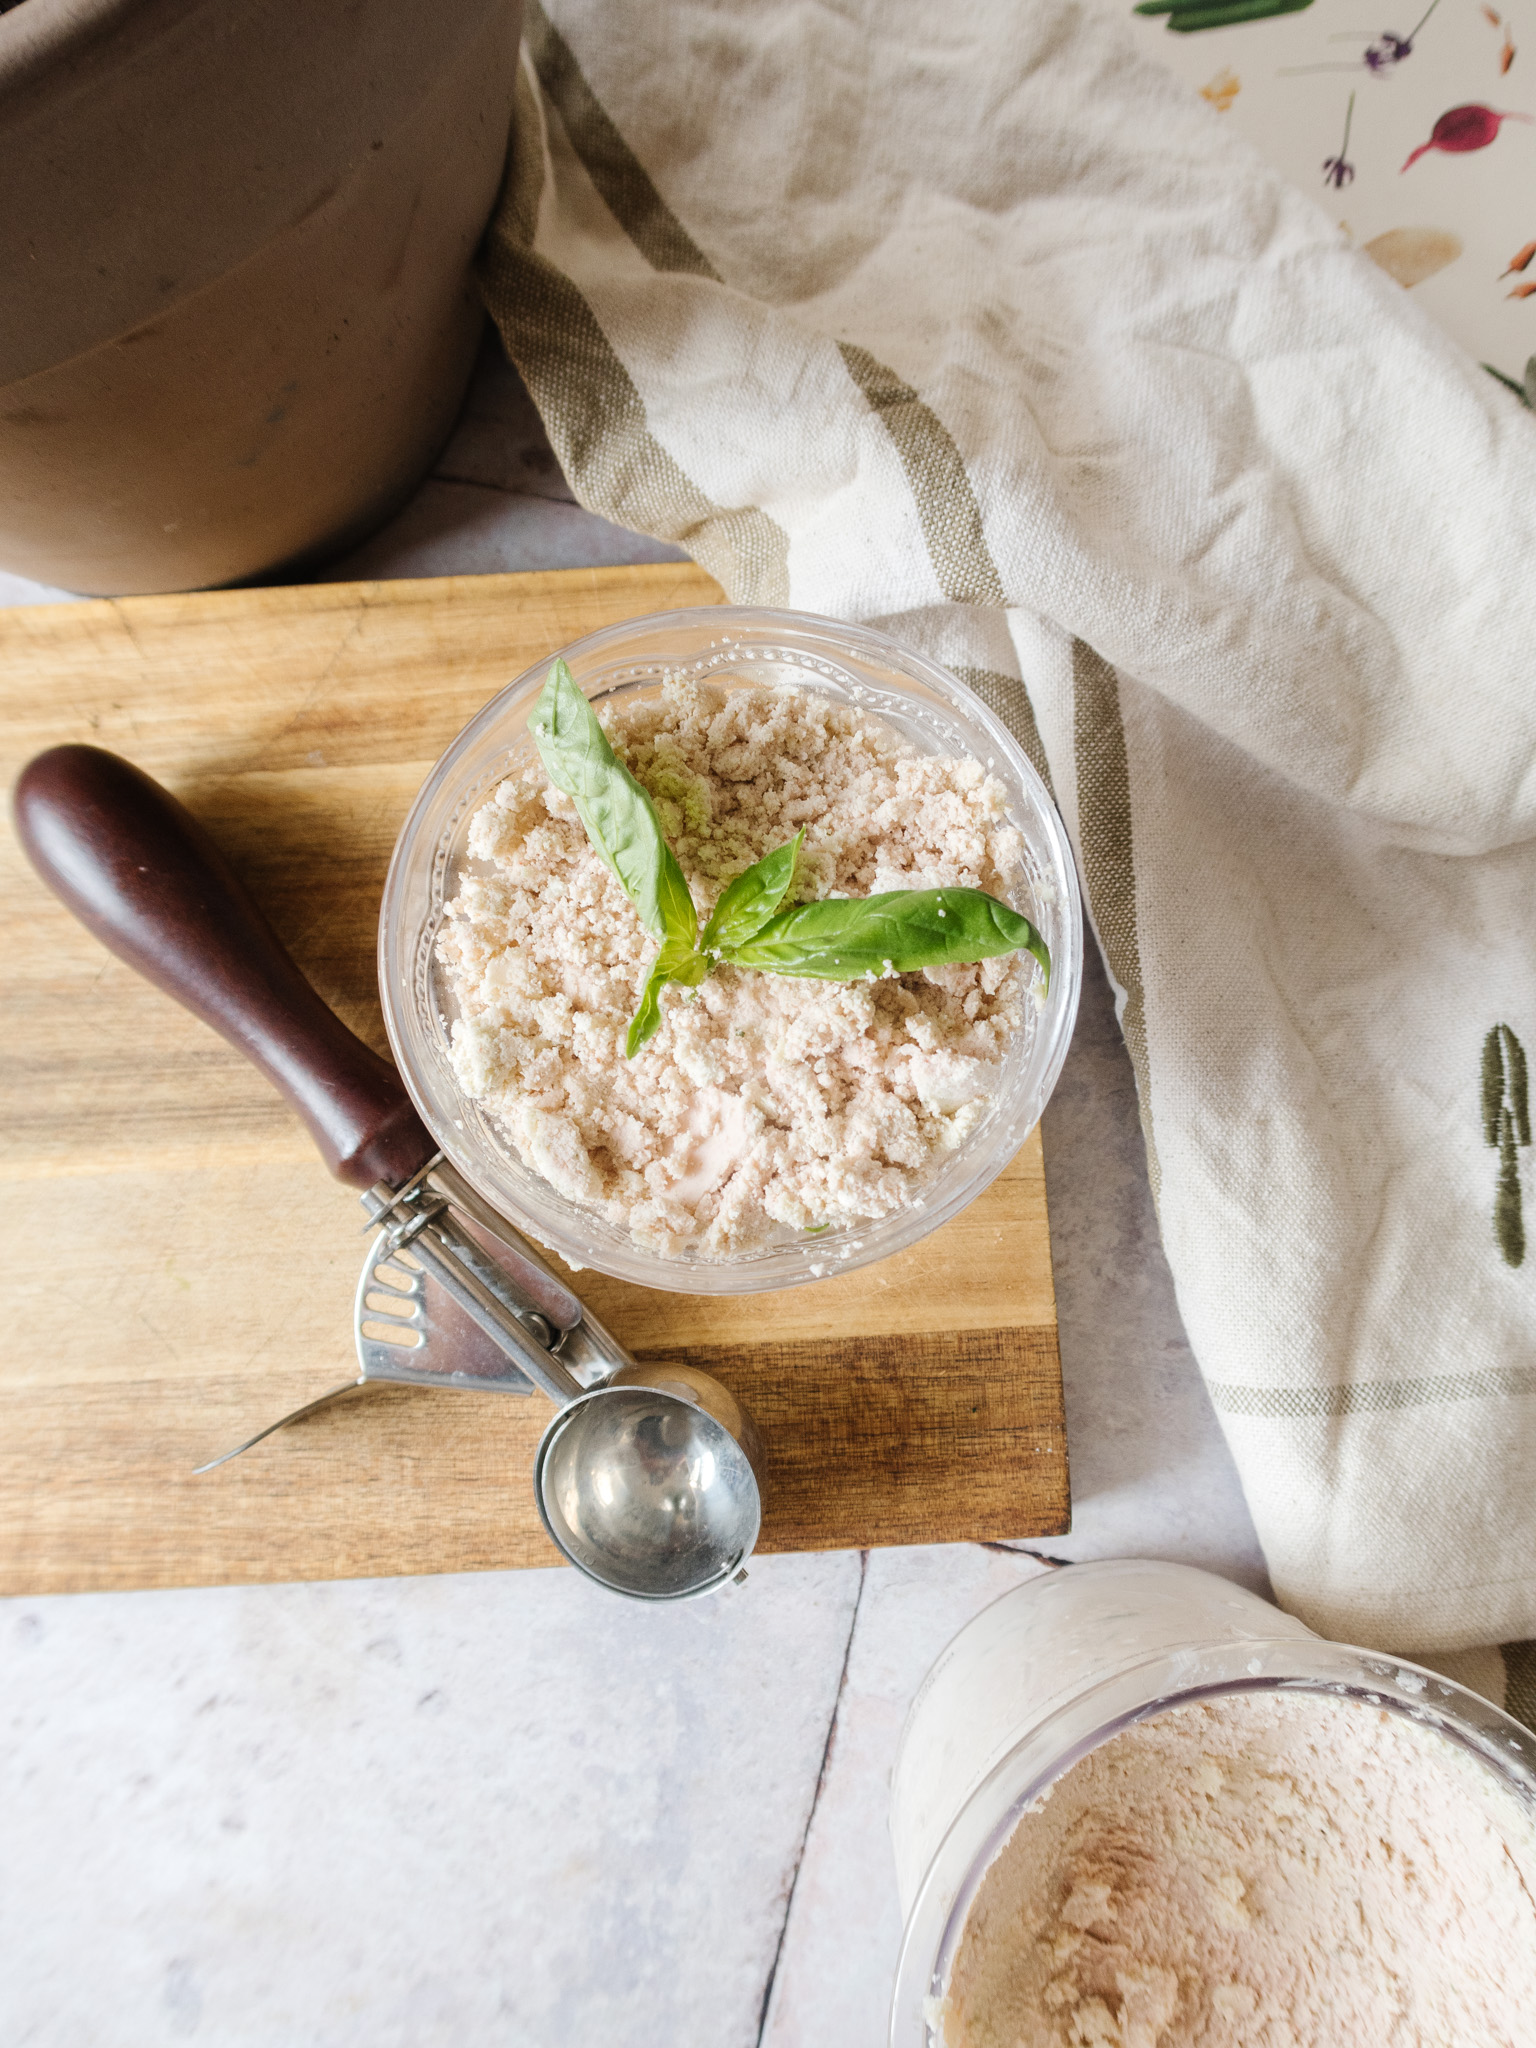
[0,564,1068,1594]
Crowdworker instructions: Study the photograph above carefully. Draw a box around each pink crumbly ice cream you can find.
[941,1690,1536,2048]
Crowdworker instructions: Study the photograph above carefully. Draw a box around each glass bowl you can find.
[378,605,1083,1294]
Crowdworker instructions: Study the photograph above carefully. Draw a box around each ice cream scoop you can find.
[12,744,763,1602]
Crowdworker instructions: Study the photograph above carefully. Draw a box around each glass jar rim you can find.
[891,1631,1536,2047]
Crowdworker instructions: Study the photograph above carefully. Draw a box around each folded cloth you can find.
[479,0,1536,1655]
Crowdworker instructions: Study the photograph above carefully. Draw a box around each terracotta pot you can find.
[0,0,521,595]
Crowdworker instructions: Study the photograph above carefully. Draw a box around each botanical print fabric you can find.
[1112,0,1536,390]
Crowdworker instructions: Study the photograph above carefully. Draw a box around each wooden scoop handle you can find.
[12,744,437,1190]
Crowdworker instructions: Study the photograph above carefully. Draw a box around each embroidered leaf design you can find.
[1509,1029,1533,1144]
[1483,1024,1507,1143]
[1482,1023,1530,1266]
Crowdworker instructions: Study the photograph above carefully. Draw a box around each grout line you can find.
[755,1548,870,2046]
[978,1542,1073,1567]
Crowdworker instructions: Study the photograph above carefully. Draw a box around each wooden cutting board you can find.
[0,563,1068,1594]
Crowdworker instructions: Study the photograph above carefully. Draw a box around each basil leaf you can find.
[719,887,1050,991]
[626,963,667,1057]
[530,659,697,950]
[700,831,803,954]
[626,938,709,1057]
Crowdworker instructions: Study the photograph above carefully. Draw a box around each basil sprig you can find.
[628,937,710,1058]
[529,660,1050,1055]
[718,888,1050,986]
[700,830,803,953]
[530,659,697,953]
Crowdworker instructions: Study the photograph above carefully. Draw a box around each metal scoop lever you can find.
[192,1171,585,1473]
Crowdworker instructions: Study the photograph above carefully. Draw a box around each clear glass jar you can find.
[379,605,1083,1294]
[890,1559,1536,2047]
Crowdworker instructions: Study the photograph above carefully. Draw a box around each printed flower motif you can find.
[1133,0,1314,31]
[1481,356,1536,404]
[1363,29,1413,67]
[1361,226,1463,285]
[1503,238,1536,292]
[1401,103,1532,168]
[1484,5,1518,72]
[1368,0,1442,65]
[1324,92,1358,184]
[1282,0,1443,76]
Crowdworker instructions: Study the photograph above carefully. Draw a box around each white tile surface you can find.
[0,567,76,608]
[431,339,584,504]
[323,477,687,584]
[1,1554,861,2048]
[1,329,1273,2046]
[762,1546,1055,2048]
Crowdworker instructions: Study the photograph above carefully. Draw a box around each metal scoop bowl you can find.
[13,744,764,1603]
[538,1365,762,1600]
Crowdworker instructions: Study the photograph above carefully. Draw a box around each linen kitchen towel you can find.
[478,0,1536,1656]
